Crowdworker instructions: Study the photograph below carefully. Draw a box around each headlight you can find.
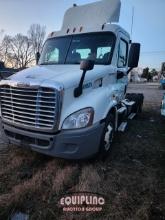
[62,107,94,129]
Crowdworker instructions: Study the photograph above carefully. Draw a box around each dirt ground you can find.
[0,83,165,220]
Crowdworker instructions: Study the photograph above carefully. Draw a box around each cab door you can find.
[116,33,129,100]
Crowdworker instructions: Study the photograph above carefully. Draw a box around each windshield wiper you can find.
[65,62,80,64]
[39,62,58,65]
[39,62,50,65]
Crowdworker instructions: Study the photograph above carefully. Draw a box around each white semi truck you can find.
[0,0,143,159]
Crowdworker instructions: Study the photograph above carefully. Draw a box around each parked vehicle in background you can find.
[0,0,144,159]
[160,62,165,89]
[161,94,165,117]
[160,63,165,116]
[0,61,17,79]
[0,71,15,80]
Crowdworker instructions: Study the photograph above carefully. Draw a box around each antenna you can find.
[131,6,134,39]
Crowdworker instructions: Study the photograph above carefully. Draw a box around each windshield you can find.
[39,32,116,65]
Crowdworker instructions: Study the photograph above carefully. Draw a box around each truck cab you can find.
[0,0,142,159]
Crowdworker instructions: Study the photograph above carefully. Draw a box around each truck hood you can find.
[7,64,116,89]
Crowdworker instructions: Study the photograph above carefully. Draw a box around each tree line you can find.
[141,67,159,81]
[0,24,46,69]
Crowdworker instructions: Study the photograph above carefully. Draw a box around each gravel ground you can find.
[128,83,164,110]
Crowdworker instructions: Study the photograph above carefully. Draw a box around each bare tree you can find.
[28,24,46,56]
[0,24,46,68]
[0,29,5,61]
[0,35,11,64]
[5,34,34,68]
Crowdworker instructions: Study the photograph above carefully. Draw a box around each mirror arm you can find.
[74,70,87,98]
[36,52,40,65]
[127,67,133,75]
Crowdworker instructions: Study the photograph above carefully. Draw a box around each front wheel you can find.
[99,114,115,158]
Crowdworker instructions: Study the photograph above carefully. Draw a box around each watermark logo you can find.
[59,192,105,212]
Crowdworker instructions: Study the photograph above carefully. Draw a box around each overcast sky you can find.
[0,0,164,69]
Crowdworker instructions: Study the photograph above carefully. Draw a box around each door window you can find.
[118,39,128,67]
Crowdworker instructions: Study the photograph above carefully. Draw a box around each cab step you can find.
[117,106,127,114]
[118,122,127,132]
[128,113,136,120]
[122,99,135,106]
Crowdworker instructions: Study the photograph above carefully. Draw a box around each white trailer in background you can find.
[0,0,143,159]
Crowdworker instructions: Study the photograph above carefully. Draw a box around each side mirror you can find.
[74,60,95,98]
[35,52,40,64]
[128,43,140,68]
[80,60,95,71]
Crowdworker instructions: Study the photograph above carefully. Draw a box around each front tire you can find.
[99,113,115,158]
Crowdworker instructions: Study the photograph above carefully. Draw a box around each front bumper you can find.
[2,122,104,159]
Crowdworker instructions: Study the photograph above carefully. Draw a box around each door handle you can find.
[117,71,124,79]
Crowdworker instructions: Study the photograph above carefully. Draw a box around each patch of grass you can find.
[0,88,165,219]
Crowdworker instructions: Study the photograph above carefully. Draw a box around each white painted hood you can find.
[8,64,115,89]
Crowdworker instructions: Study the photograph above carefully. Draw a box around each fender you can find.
[59,85,118,129]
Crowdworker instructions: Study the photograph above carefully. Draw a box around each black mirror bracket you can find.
[127,67,133,75]
[36,52,40,64]
[74,70,87,98]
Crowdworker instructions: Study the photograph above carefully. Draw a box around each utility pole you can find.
[131,6,134,39]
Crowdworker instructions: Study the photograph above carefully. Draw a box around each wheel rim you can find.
[104,123,113,151]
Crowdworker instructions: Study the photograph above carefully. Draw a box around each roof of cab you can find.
[47,23,130,40]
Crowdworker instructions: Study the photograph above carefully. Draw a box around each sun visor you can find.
[62,0,121,30]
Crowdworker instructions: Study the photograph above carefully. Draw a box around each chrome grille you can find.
[0,85,60,130]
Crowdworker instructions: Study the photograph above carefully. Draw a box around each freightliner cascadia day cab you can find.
[0,0,144,159]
